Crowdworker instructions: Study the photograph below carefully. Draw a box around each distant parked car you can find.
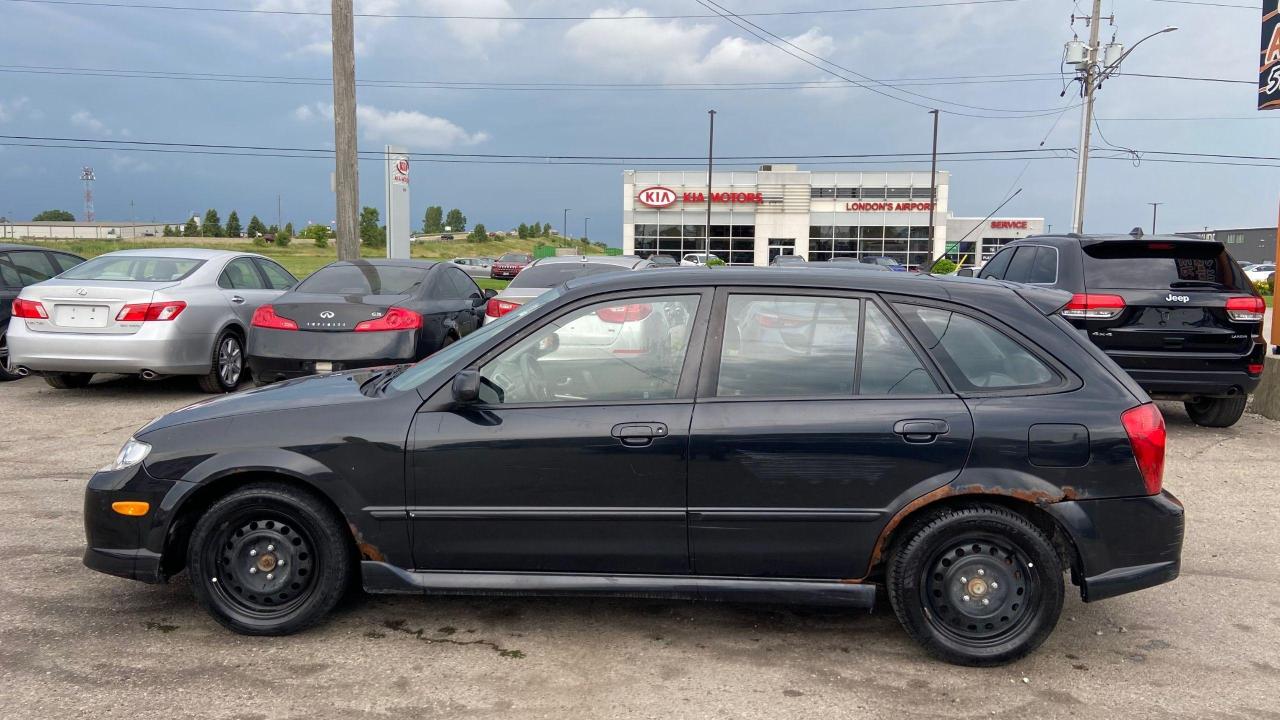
[439,234,454,241]
[448,257,494,279]
[647,254,679,268]
[247,259,494,383]
[859,256,909,271]
[8,248,296,391]
[484,255,653,323]
[821,258,891,272]
[490,252,533,280]
[1244,263,1276,283]
[769,254,807,267]
[0,243,85,381]
[681,253,719,267]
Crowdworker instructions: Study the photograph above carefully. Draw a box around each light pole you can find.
[1148,202,1163,235]
[1069,5,1176,233]
[563,208,570,240]
[927,109,940,263]
[705,109,716,263]
[583,216,590,242]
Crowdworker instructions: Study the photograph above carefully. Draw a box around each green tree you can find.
[360,206,385,247]
[275,224,292,248]
[201,209,223,237]
[32,209,76,222]
[466,223,488,243]
[300,224,331,241]
[422,206,444,234]
[542,222,553,238]
[225,210,242,238]
[161,225,174,237]
[183,217,199,237]
[517,222,529,239]
[444,208,466,232]
[284,221,294,237]
[529,222,541,237]
[246,215,267,238]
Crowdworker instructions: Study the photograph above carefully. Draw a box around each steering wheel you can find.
[521,352,550,402]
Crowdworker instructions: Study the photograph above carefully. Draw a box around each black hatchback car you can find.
[0,243,85,381]
[246,259,494,382]
[976,233,1267,427]
[84,269,1182,666]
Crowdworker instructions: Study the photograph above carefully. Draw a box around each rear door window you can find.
[219,258,267,289]
[50,253,84,273]
[894,304,1060,392]
[0,254,19,287]
[1082,241,1247,291]
[4,250,59,284]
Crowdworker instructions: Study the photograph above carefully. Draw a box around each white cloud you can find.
[294,102,489,148]
[70,110,112,136]
[0,96,31,123]
[109,153,155,174]
[564,9,833,83]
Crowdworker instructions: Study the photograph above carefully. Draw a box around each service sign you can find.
[1261,2,1280,110]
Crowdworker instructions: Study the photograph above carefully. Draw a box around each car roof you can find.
[86,247,258,260]
[325,259,437,268]
[1016,233,1225,248]
[530,255,647,268]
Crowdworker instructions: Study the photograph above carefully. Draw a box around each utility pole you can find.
[583,216,590,242]
[1148,202,1163,235]
[1070,0,1103,235]
[705,109,716,263]
[562,208,570,239]
[277,194,282,231]
[926,109,940,260]
[331,0,360,260]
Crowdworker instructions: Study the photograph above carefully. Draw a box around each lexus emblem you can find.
[319,311,335,319]
[75,288,88,296]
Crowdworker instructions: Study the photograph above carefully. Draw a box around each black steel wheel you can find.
[887,504,1063,666]
[187,483,351,635]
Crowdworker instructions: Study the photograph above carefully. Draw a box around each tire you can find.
[197,329,244,393]
[887,504,1064,666]
[0,327,20,382]
[187,483,352,635]
[1184,396,1247,428]
[43,372,93,389]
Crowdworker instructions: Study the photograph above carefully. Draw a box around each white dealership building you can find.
[622,165,1044,268]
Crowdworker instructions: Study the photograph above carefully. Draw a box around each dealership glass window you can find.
[887,188,912,199]
[811,187,836,198]
[909,226,932,239]
[979,237,1015,263]
[659,224,682,237]
[833,225,855,239]
[836,187,859,199]
[635,237,657,251]
[683,225,705,237]
[885,226,909,239]
[861,226,885,239]
[732,225,755,238]
[861,187,887,200]
[910,187,936,200]
[835,237,857,253]
[634,224,657,237]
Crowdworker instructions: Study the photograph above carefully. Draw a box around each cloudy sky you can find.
[0,0,1272,238]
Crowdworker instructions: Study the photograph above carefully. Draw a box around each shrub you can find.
[706,256,726,267]
[314,236,328,249]
[1255,277,1273,296]
[931,257,958,275]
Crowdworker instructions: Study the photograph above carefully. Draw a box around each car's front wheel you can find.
[887,504,1064,666]
[1184,395,1247,428]
[187,483,352,635]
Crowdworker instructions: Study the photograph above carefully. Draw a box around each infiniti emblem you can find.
[319,311,335,319]
[75,288,88,296]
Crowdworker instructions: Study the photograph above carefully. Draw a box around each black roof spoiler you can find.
[1012,284,1074,315]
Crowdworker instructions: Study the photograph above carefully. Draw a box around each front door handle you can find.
[894,419,949,444]
[611,422,668,447]
[231,295,246,304]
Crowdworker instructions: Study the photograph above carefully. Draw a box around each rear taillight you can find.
[1225,296,1265,322]
[116,301,187,322]
[596,303,653,324]
[1060,293,1126,320]
[251,304,298,330]
[1121,403,1166,495]
[485,298,521,319]
[12,298,48,319]
[354,307,422,332]
[1248,363,1264,375]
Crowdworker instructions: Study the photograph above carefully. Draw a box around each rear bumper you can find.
[1046,490,1184,602]
[8,320,213,375]
[247,327,420,382]
[83,464,194,584]
[1122,367,1262,398]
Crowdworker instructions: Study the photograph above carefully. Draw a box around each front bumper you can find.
[8,320,214,375]
[490,267,522,279]
[83,463,194,583]
[247,327,419,383]
[1046,490,1184,602]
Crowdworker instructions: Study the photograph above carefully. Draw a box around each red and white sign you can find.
[845,202,933,212]
[637,186,677,208]
[991,220,1029,229]
[391,156,409,186]
[682,191,763,204]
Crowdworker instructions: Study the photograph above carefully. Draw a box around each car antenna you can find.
[926,188,1022,273]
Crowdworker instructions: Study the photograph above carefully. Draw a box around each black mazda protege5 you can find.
[83,268,1183,666]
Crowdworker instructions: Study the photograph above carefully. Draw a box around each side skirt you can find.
[361,561,876,610]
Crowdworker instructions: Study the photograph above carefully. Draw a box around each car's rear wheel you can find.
[887,504,1063,666]
[187,483,351,635]
[1184,396,1247,428]
[197,330,243,393]
[42,372,93,389]
[0,327,20,381]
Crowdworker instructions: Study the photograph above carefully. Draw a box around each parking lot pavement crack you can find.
[380,619,526,659]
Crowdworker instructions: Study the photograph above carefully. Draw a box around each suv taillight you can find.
[1121,403,1165,495]
[1061,293,1126,320]
[116,301,187,322]
[486,298,520,319]
[12,298,48,319]
[1225,295,1265,322]
[251,304,298,330]
[354,307,422,332]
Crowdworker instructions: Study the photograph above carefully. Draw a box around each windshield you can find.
[1083,241,1247,291]
[509,263,628,288]
[389,287,563,392]
[296,263,430,295]
[59,255,204,282]
[499,253,531,263]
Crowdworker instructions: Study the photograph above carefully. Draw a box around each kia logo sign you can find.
[395,159,409,175]
[637,186,677,208]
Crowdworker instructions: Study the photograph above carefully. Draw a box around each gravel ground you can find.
[0,374,1277,720]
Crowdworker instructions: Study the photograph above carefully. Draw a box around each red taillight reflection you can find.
[1225,296,1266,322]
[116,301,187,322]
[756,313,808,329]
[1061,293,1126,320]
[595,303,652,324]
[1121,403,1166,495]
[486,298,520,319]
[251,304,298,330]
[354,307,422,332]
[12,298,48,319]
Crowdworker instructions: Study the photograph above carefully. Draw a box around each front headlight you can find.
[106,438,151,472]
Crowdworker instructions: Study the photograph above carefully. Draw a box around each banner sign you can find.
[1260,2,1280,110]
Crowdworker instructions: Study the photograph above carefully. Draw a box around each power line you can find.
[1,0,1026,19]
[1144,0,1260,9]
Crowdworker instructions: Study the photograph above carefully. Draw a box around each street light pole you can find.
[584,216,590,242]
[704,110,716,264]
[927,109,940,262]
[1149,202,1163,235]
[563,208,570,240]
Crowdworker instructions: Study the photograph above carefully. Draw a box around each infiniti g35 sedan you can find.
[247,259,493,383]
[83,268,1182,666]
[9,248,297,391]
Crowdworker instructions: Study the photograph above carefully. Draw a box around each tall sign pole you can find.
[705,109,716,263]
[384,145,410,259]
[331,0,360,260]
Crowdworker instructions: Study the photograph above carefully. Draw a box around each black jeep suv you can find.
[978,233,1267,427]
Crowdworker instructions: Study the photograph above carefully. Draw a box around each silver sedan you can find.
[8,248,297,392]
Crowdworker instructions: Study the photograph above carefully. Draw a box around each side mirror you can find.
[452,370,481,403]
[957,268,974,278]
[483,288,497,299]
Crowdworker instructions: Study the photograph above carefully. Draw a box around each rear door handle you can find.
[611,422,668,447]
[231,295,246,304]
[894,419,949,444]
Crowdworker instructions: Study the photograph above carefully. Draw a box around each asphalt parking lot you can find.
[1,375,1278,720]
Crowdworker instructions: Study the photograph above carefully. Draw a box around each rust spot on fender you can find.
[349,522,385,562]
